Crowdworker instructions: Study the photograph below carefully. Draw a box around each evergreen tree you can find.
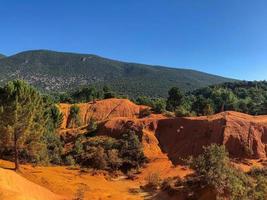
[166,87,184,111]
[0,80,48,170]
[67,104,81,128]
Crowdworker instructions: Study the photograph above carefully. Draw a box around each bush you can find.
[86,119,98,135]
[120,131,147,171]
[71,135,85,162]
[107,149,122,170]
[145,172,161,189]
[67,105,81,128]
[188,144,267,200]
[136,96,166,114]
[248,167,267,177]
[175,105,191,117]
[139,108,151,118]
[152,99,166,114]
[91,146,108,169]
[252,176,267,200]
[80,146,107,169]
[135,96,154,106]
[163,111,175,118]
[43,131,63,165]
[76,131,146,172]
[248,167,267,200]
[64,155,76,166]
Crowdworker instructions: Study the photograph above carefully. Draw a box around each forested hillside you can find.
[0,50,234,97]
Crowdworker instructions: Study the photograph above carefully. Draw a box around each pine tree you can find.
[0,80,47,171]
[166,87,184,111]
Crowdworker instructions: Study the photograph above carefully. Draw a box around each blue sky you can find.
[1,0,267,80]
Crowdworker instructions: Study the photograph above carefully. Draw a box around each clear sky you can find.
[1,0,267,80]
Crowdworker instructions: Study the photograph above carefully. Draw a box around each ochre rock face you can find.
[154,112,267,164]
[155,116,226,163]
[59,98,148,129]
[59,99,267,165]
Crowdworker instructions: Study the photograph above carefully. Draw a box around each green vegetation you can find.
[0,80,146,173]
[71,131,147,172]
[0,80,63,170]
[140,81,267,117]
[67,105,81,128]
[189,145,252,199]
[190,81,267,115]
[51,85,118,104]
[160,144,267,199]
[0,50,234,98]
[53,80,267,117]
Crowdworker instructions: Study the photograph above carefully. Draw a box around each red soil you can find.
[60,99,267,165]
[59,98,148,129]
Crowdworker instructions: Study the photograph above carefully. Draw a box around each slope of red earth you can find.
[155,111,267,164]
[60,99,267,164]
[59,98,148,129]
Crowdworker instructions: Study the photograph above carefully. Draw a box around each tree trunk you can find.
[14,133,19,171]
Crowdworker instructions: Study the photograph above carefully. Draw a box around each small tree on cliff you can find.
[0,80,47,171]
[67,104,81,128]
[166,87,184,111]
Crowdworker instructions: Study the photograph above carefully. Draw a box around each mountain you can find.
[0,50,235,97]
[0,54,6,59]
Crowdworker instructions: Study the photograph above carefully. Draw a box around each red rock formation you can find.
[59,99,267,165]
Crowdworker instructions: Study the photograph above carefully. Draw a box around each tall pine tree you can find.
[0,80,48,171]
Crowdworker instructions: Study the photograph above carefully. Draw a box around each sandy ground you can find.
[0,158,264,200]
[0,159,191,200]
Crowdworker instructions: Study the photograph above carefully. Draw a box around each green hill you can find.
[0,50,235,97]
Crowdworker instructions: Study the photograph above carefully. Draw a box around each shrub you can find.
[145,172,161,189]
[175,105,191,117]
[91,146,107,169]
[120,131,147,171]
[43,131,63,165]
[248,167,267,177]
[139,108,151,118]
[72,135,85,162]
[248,167,267,200]
[49,105,64,129]
[64,155,76,166]
[252,176,267,200]
[85,136,120,150]
[189,144,255,200]
[107,149,122,170]
[80,145,108,170]
[152,99,166,114]
[163,111,175,118]
[67,105,81,128]
[135,96,154,107]
[73,185,86,200]
[74,131,146,172]
[87,119,98,133]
